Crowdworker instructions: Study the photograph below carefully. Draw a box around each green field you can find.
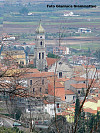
[69,42,100,50]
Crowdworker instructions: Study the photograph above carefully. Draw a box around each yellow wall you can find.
[83,100,100,111]
[1,51,26,65]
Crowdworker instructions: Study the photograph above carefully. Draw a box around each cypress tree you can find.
[74,95,80,124]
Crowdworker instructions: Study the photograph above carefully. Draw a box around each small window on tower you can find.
[40,41,42,45]
[40,36,42,38]
[39,53,41,59]
[42,52,44,59]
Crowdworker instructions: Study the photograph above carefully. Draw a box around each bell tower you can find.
[34,22,47,71]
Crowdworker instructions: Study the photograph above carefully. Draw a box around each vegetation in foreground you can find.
[0,127,24,133]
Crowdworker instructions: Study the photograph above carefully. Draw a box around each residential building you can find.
[78,28,91,33]
[43,95,63,117]
[1,50,26,65]
[65,90,75,103]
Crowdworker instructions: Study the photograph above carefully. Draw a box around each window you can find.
[57,103,59,108]
[40,88,42,92]
[40,36,42,38]
[59,72,62,78]
[42,79,44,85]
[30,80,32,85]
[73,96,75,100]
[78,90,80,94]
[65,96,66,99]
[42,52,44,59]
[59,62,62,65]
[33,88,35,93]
[40,41,42,45]
[58,109,61,112]
[39,53,41,59]
[20,61,24,65]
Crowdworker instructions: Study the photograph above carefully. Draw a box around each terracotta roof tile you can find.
[97,107,100,111]
[92,97,100,102]
[57,78,70,82]
[82,64,95,69]
[87,99,97,103]
[22,72,55,78]
[46,57,58,67]
[48,82,65,101]
[57,111,70,116]
[65,90,75,95]
[71,83,86,89]
[83,108,97,114]
[72,77,86,81]
[22,68,39,73]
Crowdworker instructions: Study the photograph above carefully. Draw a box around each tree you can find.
[94,49,100,61]
[0,127,24,133]
[80,88,85,97]
[74,95,80,124]
[47,53,60,59]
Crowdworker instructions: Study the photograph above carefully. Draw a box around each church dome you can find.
[35,23,45,34]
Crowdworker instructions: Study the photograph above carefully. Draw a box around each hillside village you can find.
[0,22,100,132]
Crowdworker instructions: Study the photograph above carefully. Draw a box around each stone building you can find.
[34,22,47,71]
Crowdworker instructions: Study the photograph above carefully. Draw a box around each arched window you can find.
[40,41,42,45]
[42,52,44,59]
[39,53,41,59]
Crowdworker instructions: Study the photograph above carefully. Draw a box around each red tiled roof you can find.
[46,57,58,67]
[57,111,70,116]
[87,99,97,103]
[71,83,86,89]
[67,107,75,112]
[97,107,100,111]
[22,68,39,73]
[48,81,64,88]
[21,72,55,78]
[57,78,70,82]
[48,82,65,101]
[82,64,95,69]
[92,97,100,102]
[72,77,86,81]
[65,90,75,95]
[83,108,97,114]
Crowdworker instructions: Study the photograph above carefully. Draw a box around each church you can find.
[31,22,73,78]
